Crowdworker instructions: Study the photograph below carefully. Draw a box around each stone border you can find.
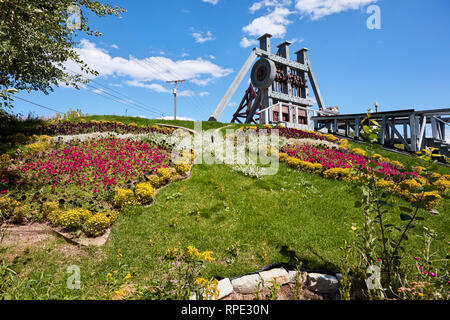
[191,265,344,300]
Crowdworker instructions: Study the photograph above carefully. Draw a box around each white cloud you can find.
[228,102,238,108]
[111,44,119,49]
[192,31,215,43]
[201,0,218,5]
[178,90,195,97]
[91,88,104,94]
[199,91,210,97]
[242,6,293,38]
[249,0,292,14]
[69,39,232,87]
[240,36,259,48]
[295,0,378,20]
[126,80,169,93]
[190,77,215,86]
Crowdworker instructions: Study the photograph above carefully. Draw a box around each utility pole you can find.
[166,80,185,120]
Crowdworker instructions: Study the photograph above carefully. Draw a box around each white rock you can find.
[288,270,308,284]
[259,268,290,287]
[307,273,339,294]
[231,274,262,294]
[215,278,233,300]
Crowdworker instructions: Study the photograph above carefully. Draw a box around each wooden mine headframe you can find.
[209,33,331,129]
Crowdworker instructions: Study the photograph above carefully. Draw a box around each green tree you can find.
[0,0,125,108]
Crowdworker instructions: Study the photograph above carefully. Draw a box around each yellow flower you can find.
[124,273,132,281]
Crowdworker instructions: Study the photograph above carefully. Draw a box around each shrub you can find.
[323,168,352,181]
[352,148,367,157]
[433,175,450,193]
[175,162,191,175]
[135,183,155,205]
[84,213,111,237]
[113,189,138,208]
[12,205,28,224]
[104,210,119,224]
[41,201,59,218]
[47,209,63,226]
[0,196,20,217]
[158,167,177,185]
[375,179,397,192]
[23,141,51,156]
[146,175,161,188]
[279,152,290,162]
[57,208,93,230]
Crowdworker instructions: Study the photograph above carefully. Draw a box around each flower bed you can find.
[0,127,192,238]
[277,128,448,209]
[44,120,174,136]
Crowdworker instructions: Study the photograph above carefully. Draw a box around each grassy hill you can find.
[0,115,448,299]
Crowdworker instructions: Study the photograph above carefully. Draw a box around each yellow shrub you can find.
[352,148,367,157]
[372,154,383,160]
[0,196,20,217]
[135,182,155,204]
[323,168,351,181]
[400,179,423,192]
[434,175,450,193]
[338,139,349,150]
[12,205,29,224]
[299,161,323,174]
[413,166,426,174]
[113,189,138,208]
[390,160,403,169]
[42,201,59,218]
[146,175,161,188]
[104,210,119,224]
[175,162,191,175]
[84,213,111,237]
[285,157,302,169]
[157,167,177,185]
[47,209,62,225]
[323,134,338,142]
[128,122,138,127]
[412,191,442,209]
[279,153,290,162]
[58,208,93,230]
[24,141,51,156]
[375,179,397,192]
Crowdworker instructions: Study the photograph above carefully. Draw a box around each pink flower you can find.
[0,190,7,194]
[414,257,420,261]
[423,271,428,275]
[430,272,436,277]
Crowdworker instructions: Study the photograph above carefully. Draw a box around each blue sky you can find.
[13,0,450,122]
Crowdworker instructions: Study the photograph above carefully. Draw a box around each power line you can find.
[86,85,164,117]
[93,18,213,116]
[14,96,64,115]
[65,67,167,117]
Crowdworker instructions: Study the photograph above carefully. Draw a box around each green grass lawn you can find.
[1,161,448,299]
[0,116,448,299]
